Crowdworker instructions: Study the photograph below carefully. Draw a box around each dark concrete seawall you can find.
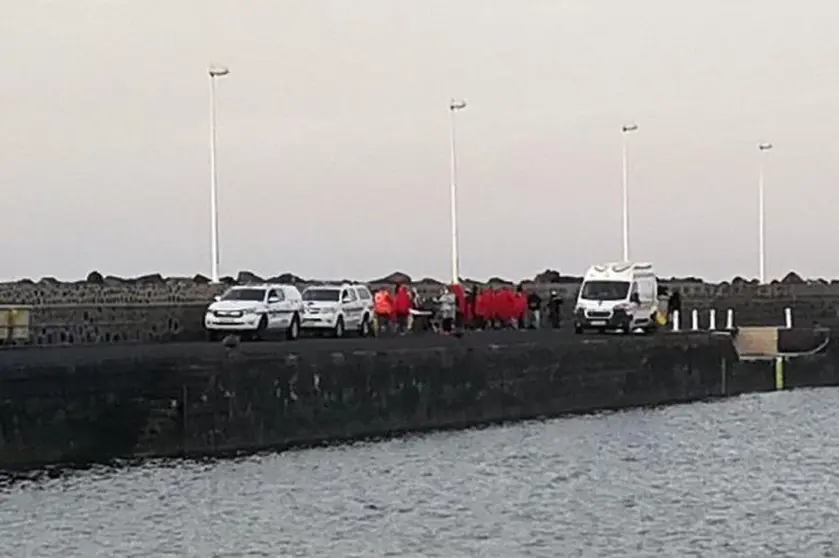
[1,330,835,471]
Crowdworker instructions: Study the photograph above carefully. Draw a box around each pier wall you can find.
[0,333,742,469]
[0,278,837,346]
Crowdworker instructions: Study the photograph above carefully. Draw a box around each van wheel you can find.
[253,316,268,341]
[574,324,584,334]
[333,317,345,338]
[359,314,371,337]
[286,314,300,341]
[207,330,219,342]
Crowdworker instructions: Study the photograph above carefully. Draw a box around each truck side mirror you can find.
[630,292,640,304]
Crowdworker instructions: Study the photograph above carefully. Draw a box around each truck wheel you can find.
[333,317,345,338]
[359,314,371,337]
[253,315,268,341]
[574,323,584,334]
[286,314,300,341]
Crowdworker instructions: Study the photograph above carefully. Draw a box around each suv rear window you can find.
[355,287,372,300]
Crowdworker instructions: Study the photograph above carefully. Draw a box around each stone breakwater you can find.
[0,274,838,346]
[0,329,834,470]
[0,274,839,345]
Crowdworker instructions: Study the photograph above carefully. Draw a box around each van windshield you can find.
[303,288,340,302]
[221,288,266,302]
[580,281,630,301]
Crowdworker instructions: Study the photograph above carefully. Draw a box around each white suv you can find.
[301,283,374,337]
[204,284,303,341]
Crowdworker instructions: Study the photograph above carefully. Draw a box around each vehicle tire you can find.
[333,317,345,338]
[359,314,371,337]
[207,330,219,342]
[254,315,269,341]
[286,313,300,341]
[574,323,584,334]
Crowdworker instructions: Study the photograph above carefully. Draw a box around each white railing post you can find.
[709,309,716,330]
[672,310,680,332]
[784,307,793,329]
[691,309,699,331]
[725,308,734,330]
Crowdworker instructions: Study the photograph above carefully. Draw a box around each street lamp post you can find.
[621,124,638,262]
[449,99,467,284]
[208,65,230,284]
[758,142,773,284]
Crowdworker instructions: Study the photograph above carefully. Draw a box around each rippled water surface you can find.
[3,389,839,557]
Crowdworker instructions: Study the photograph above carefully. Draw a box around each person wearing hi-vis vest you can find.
[373,288,395,334]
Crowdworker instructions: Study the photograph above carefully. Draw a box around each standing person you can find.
[373,288,395,334]
[548,290,563,329]
[438,286,457,334]
[466,287,478,329]
[515,285,528,329]
[527,290,542,329]
[475,288,489,330]
[668,289,682,323]
[450,283,466,330]
[394,283,412,334]
[499,286,516,328]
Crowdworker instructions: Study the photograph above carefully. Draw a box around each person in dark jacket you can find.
[466,288,478,329]
[548,290,563,328]
[527,291,542,329]
[668,289,682,322]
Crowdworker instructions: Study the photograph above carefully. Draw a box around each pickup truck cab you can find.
[204,284,303,341]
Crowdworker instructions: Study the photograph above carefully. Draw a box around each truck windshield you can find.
[580,281,630,301]
[221,288,266,302]
[303,289,340,302]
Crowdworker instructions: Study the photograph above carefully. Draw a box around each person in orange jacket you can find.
[393,283,412,334]
[373,288,395,333]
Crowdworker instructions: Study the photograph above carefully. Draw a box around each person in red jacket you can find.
[475,288,489,329]
[499,286,516,327]
[489,287,503,328]
[393,283,412,334]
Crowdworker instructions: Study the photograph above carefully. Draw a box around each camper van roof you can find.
[589,262,653,272]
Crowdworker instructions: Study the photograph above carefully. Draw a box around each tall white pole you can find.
[449,99,467,284]
[621,124,638,262]
[208,65,229,283]
[758,142,773,283]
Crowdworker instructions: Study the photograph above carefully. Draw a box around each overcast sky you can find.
[2,1,837,282]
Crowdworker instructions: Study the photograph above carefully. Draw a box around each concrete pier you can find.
[2,328,834,471]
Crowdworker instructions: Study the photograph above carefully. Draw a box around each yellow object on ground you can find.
[655,311,667,326]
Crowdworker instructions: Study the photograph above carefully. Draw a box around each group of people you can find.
[373,283,564,335]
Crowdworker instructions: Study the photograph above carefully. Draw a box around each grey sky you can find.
[2,1,837,282]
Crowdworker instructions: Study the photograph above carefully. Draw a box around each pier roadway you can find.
[0,329,695,370]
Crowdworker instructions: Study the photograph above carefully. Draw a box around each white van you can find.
[573,262,658,334]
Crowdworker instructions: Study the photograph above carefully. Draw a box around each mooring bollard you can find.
[691,309,699,330]
[785,307,793,329]
[725,308,735,330]
[709,309,717,330]
[672,310,680,332]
